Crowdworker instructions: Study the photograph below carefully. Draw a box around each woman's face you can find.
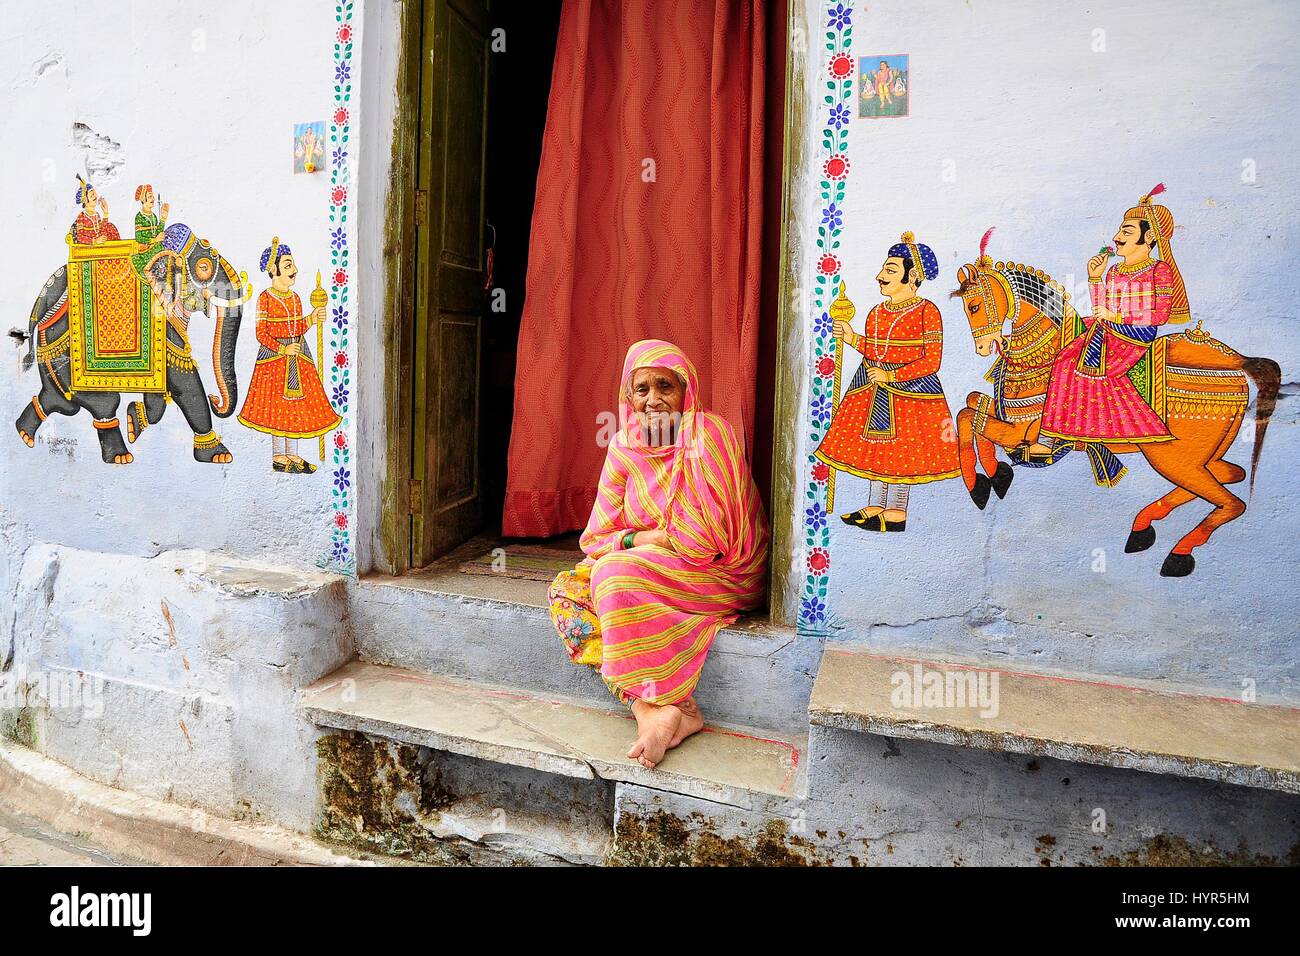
[628,365,684,443]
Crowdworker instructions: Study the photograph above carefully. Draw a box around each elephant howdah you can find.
[16,223,250,465]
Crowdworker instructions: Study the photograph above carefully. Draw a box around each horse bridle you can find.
[967,262,1018,340]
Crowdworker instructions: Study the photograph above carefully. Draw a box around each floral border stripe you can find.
[798,1,854,634]
[321,0,356,575]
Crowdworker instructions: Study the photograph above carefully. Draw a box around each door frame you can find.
[375,0,424,576]
[377,0,804,619]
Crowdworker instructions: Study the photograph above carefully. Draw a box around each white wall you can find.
[0,0,365,572]
[804,0,1299,698]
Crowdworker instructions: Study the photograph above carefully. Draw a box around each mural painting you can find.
[859,54,908,119]
[294,121,326,174]
[235,238,342,474]
[798,4,1282,634]
[15,177,252,466]
[816,234,960,532]
[951,187,1280,578]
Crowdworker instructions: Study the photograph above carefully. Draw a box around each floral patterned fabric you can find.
[548,563,603,668]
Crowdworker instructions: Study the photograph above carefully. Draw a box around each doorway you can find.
[391,0,786,586]
[399,0,563,572]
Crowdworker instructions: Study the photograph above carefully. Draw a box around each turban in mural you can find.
[260,237,292,275]
[887,231,939,284]
[75,175,95,207]
[1123,183,1189,323]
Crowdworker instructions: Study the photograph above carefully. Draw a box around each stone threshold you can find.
[301,660,806,810]
[810,644,1300,793]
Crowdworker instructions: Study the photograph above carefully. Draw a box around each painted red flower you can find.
[807,547,830,573]
[334,351,348,368]
[336,24,353,44]
[333,106,350,127]
[331,185,348,206]
[816,356,836,377]
[812,462,831,482]
[818,254,841,276]
[334,432,348,449]
[332,268,348,288]
[334,512,349,530]
[823,155,850,180]
[828,55,853,79]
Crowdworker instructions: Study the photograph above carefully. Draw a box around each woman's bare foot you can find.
[669,697,705,748]
[627,697,707,769]
[627,699,683,769]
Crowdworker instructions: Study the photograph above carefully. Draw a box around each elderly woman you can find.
[548,339,769,769]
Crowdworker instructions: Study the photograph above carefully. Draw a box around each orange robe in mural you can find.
[816,298,960,483]
[237,289,341,439]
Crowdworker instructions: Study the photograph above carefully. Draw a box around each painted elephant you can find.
[16,224,250,464]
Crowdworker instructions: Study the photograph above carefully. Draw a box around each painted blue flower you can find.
[332,383,350,407]
[804,503,826,532]
[814,310,832,338]
[333,468,351,492]
[332,305,349,330]
[821,203,843,231]
[330,539,350,564]
[335,61,351,84]
[331,147,348,168]
[800,596,827,628]
[811,393,832,424]
[330,227,347,251]
[827,3,852,30]
[828,103,851,130]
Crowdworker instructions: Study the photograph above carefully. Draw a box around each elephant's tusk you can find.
[211,273,254,309]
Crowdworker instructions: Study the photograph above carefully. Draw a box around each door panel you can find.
[411,0,491,566]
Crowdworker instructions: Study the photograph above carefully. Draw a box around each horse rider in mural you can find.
[816,232,961,531]
[70,175,120,244]
[236,237,341,473]
[1039,184,1189,484]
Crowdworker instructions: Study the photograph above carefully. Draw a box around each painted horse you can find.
[950,233,1280,577]
[16,224,251,464]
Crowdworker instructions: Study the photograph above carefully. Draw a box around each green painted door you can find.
[411,0,491,566]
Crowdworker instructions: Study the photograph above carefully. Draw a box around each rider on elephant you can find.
[130,183,170,280]
[70,176,120,245]
[1041,184,1190,460]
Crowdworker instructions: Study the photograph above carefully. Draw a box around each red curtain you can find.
[502,0,769,538]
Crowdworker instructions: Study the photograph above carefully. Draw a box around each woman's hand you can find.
[633,529,670,549]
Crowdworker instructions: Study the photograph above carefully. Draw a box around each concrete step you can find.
[301,660,806,810]
[810,644,1300,793]
[349,571,820,734]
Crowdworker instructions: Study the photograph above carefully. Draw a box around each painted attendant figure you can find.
[816,232,961,531]
[1040,184,1189,467]
[69,176,120,244]
[237,237,341,472]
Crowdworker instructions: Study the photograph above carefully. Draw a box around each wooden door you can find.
[411,0,491,565]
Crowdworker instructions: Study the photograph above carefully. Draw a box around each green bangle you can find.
[622,531,637,550]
